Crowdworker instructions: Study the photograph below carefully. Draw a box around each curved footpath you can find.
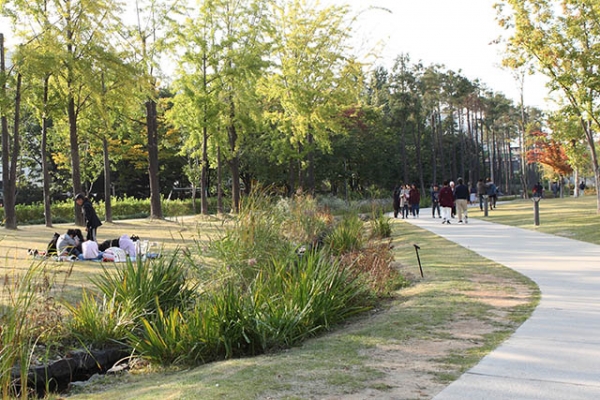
[403,215,600,400]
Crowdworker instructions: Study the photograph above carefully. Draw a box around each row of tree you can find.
[1,0,599,230]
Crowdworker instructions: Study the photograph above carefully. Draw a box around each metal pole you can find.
[413,244,423,278]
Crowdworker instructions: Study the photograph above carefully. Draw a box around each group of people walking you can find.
[393,177,500,225]
[392,183,422,219]
[432,179,470,224]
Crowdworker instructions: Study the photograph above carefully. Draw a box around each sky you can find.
[1,0,551,109]
[333,0,551,109]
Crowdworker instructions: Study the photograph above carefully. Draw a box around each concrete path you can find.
[402,214,600,400]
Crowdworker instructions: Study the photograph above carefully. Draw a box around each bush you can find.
[370,208,392,239]
[323,213,365,256]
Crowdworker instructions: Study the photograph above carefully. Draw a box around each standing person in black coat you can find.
[75,193,102,241]
[392,185,401,218]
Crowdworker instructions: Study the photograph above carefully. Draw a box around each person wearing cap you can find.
[74,193,102,241]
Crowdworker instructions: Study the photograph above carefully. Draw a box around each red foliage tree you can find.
[526,131,573,177]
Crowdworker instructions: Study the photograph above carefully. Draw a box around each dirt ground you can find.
[323,268,535,400]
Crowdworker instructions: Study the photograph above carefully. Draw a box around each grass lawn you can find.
[22,215,537,400]
[481,195,600,244]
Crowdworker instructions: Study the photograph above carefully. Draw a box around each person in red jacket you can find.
[408,183,421,218]
[439,180,455,224]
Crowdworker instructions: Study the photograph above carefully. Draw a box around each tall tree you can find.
[260,0,360,195]
[498,0,600,212]
[128,0,183,219]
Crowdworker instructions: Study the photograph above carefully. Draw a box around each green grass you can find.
[63,219,540,399]
[483,195,600,244]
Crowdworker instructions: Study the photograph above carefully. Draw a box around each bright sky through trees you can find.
[331,0,550,109]
[1,0,551,109]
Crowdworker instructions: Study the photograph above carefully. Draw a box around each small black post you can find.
[483,195,489,217]
[413,244,423,278]
[533,196,541,226]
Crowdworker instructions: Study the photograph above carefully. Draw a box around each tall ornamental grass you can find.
[130,251,369,366]
[91,254,198,318]
[63,189,402,370]
[0,265,48,399]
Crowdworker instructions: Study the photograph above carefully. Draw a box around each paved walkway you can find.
[402,213,600,400]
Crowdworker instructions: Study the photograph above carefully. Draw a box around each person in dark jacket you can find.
[439,180,454,224]
[392,185,401,218]
[431,184,441,218]
[75,193,102,241]
[408,183,421,218]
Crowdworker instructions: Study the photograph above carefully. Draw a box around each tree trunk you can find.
[201,125,209,215]
[0,33,10,226]
[227,99,240,213]
[68,95,84,226]
[42,76,52,227]
[146,99,163,219]
[217,146,223,214]
[201,54,209,215]
[431,113,438,185]
[1,39,21,230]
[306,132,315,195]
[581,119,600,212]
[228,123,240,214]
[103,137,112,222]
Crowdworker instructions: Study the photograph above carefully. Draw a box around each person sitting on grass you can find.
[56,229,84,260]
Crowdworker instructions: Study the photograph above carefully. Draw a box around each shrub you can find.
[323,213,365,256]
[370,208,392,239]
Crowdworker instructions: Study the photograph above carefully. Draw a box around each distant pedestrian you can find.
[431,184,441,218]
[449,181,456,218]
[392,185,401,218]
[75,193,102,242]
[579,181,586,196]
[551,181,559,198]
[486,178,498,209]
[439,180,454,224]
[533,182,543,198]
[400,184,410,219]
[454,178,470,224]
[409,183,421,218]
[477,178,486,211]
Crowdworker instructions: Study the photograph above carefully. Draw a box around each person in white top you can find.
[82,240,103,260]
[119,234,137,258]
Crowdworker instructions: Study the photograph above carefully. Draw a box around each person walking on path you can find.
[454,178,469,224]
[486,178,498,209]
[75,193,102,242]
[409,183,421,218]
[431,184,441,218]
[439,180,454,224]
[476,179,486,211]
[400,184,410,219]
